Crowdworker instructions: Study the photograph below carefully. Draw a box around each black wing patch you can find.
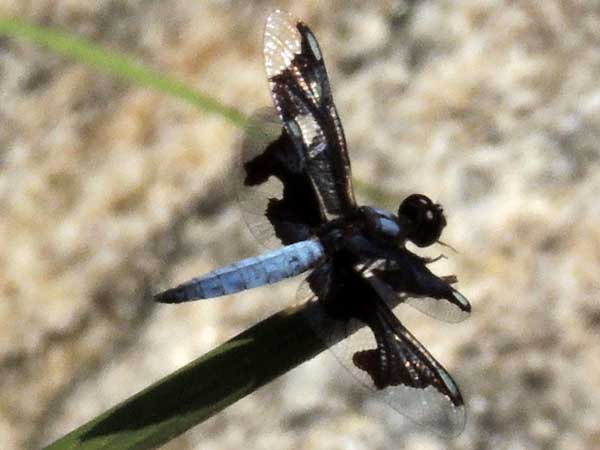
[244,128,322,244]
[264,10,356,221]
[239,109,323,246]
[352,290,462,405]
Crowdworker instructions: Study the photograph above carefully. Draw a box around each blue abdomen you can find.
[155,239,325,303]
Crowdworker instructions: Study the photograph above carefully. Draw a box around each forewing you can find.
[264,10,356,221]
[351,291,465,436]
[368,250,471,323]
[299,259,465,436]
[236,109,323,248]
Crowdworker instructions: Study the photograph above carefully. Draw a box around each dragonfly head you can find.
[398,194,447,247]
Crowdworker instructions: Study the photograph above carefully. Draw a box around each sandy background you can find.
[1,1,599,449]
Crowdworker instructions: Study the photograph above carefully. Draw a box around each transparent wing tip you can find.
[381,385,467,438]
[427,402,467,438]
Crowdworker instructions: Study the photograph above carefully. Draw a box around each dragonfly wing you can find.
[236,108,323,248]
[298,257,466,436]
[351,288,466,436]
[368,250,471,323]
[264,10,357,221]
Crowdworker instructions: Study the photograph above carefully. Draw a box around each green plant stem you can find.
[0,16,250,128]
[43,301,336,450]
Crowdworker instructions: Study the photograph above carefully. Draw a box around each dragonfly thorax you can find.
[360,206,404,243]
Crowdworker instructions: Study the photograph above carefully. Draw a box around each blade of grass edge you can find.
[0,16,250,129]
[43,301,336,450]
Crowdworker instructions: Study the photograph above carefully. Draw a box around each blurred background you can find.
[1,1,599,449]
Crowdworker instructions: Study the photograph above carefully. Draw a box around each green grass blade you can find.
[43,302,334,450]
[0,16,250,128]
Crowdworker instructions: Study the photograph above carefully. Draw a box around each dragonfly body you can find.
[157,199,442,304]
[155,10,471,436]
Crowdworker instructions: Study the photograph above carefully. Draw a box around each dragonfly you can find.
[155,9,471,436]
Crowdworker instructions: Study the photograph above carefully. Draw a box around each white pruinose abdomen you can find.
[154,239,326,303]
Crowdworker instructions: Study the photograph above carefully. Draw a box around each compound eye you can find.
[398,194,447,247]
